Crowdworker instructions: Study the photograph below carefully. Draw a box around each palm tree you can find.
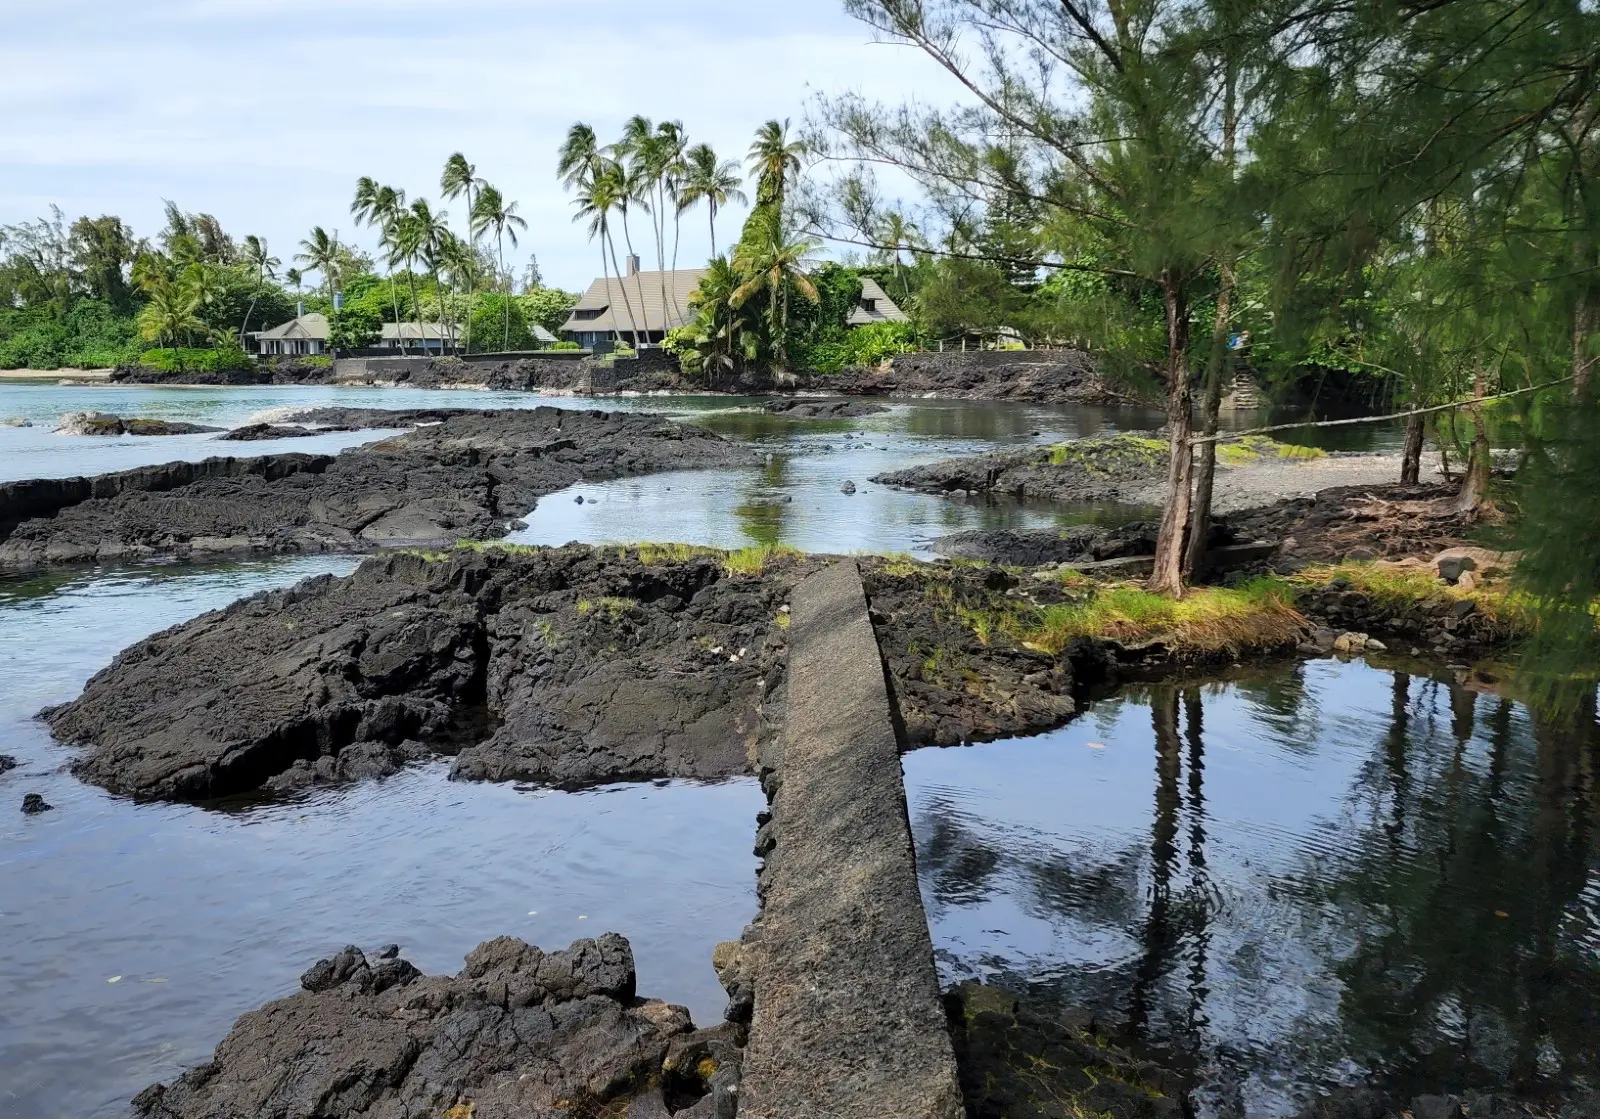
[440,154,487,351]
[352,180,410,353]
[285,267,303,300]
[747,119,806,208]
[686,255,748,387]
[182,262,226,344]
[876,211,922,293]
[679,143,747,258]
[732,210,820,367]
[557,123,603,190]
[568,165,643,350]
[295,226,342,305]
[239,234,280,343]
[136,278,205,367]
[470,184,527,352]
[386,210,428,357]
[410,199,454,351]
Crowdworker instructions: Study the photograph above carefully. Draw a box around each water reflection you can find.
[905,660,1600,1117]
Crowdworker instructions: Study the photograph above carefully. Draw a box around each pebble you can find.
[574,495,584,504]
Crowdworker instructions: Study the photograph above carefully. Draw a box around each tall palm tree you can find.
[470,184,528,352]
[239,234,280,343]
[295,226,342,305]
[732,211,820,367]
[352,180,410,353]
[568,165,643,350]
[679,143,747,258]
[747,119,806,209]
[285,267,303,301]
[438,230,481,342]
[557,123,602,190]
[877,211,922,293]
[411,199,454,351]
[440,154,487,351]
[386,211,428,356]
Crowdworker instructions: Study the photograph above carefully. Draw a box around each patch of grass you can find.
[879,552,923,578]
[633,541,718,566]
[723,543,803,577]
[1296,558,1523,625]
[576,596,634,621]
[1214,434,1326,465]
[453,540,545,556]
[775,610,792,630]
[956,577,1305,655]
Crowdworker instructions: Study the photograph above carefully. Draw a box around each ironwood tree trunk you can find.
[1184,271,1233,579]
[1454,367,1496,515]
[1149,274,1194,597]
[1400,410,1426,485]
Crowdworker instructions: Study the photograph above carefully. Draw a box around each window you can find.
[860,298,877,312]
[573,308,603,320]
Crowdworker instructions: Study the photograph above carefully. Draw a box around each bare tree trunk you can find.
[1455,367,1496,515]
[1400,410,1425,485]
[1150,274,1194,597]
[1576,286,1595,399]
[606,232,643,351]
[1184,268,1233,579]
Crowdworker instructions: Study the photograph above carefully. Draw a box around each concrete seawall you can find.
[739,560,963,1119]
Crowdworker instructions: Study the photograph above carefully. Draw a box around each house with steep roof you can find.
[251,312,329,356]
[560,256,708,348]
[847,277,910,327]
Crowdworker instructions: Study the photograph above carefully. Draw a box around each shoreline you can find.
[0,367,115,382]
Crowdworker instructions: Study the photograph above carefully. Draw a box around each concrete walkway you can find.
[739,560,963,1119]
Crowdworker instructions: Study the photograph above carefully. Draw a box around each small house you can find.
[561,256,707,347]
[847,278,910,327]
[251,313,329,356]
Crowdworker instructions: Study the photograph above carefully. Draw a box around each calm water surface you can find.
[907,661,1600,1116]
[0,560,763,1119]
[4,383,1542,1119]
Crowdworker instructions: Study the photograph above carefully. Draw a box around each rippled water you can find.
[0,560,763,1118]
[906,661,1600,1116]
[1,382,1540,1119]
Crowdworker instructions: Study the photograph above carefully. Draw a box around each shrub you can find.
[549,340,582,351]
[137,347,254,373]
[799,320,917,374]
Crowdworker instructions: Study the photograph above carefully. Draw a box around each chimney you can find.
[296,300,305,318]
[626,254,640,276]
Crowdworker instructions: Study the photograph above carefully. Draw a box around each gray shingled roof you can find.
[381,322,455,341]
[560,268,709,334]
[847,277,910,326]
[252,313,329,341]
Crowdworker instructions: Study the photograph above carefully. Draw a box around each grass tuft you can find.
[634,541,719,566]
[576,596,634,621]
[724,543,803,577]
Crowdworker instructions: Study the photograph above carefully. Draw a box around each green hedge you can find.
[798,320,917,375]
[137,347,254,373]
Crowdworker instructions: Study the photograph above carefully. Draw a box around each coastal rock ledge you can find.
[133,934,741,1119]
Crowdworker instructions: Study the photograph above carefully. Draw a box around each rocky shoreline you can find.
[108,347,1134,405]
[0,407,750,568]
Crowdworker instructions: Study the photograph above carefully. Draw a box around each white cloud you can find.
[1,0,947,288]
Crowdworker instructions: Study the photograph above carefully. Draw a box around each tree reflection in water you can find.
[905,661,1600,1117]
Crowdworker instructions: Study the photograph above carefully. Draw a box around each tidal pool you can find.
[906,660,1600,1117]
[0,560,762,1119]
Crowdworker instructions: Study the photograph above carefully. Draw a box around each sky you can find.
[0,0,948,291]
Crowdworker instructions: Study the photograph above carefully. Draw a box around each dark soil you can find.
[45,545,818,800]
[0,407,751,568]
[1228,482,1482,567]
[131,934,742,1119]
[874,433,1168,507]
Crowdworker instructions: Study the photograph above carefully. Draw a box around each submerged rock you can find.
[131,934,735,1119]
[214,422,323,441]
[946,982,1181,1118]
[762,398,889,419]
[0,753,16,775]
[46,544,815,800]
[1,407,752,568]
[840,480,856,494]
[21,792,53,814]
